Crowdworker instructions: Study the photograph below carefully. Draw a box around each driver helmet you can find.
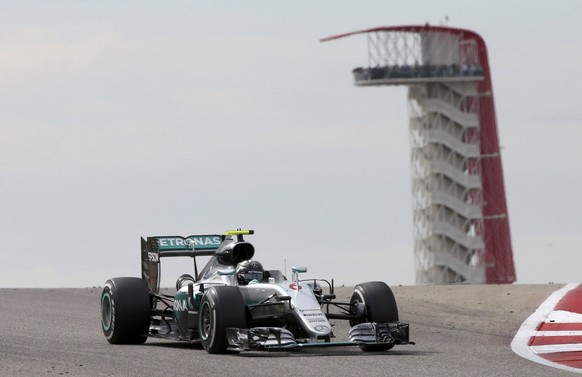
[237,260,266,285]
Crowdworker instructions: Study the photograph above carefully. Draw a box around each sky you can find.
[1,1,581,288]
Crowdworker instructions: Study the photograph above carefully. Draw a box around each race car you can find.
[100,229,413,353]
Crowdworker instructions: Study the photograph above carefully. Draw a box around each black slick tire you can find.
[350,281,398,352]
[199,286,246,354]
[100,277,150,344]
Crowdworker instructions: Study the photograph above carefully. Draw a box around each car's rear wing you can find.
[141,230,254,294]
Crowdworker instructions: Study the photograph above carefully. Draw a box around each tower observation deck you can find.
[322,25,516,284]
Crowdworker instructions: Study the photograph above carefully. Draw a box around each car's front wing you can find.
[226,322,413,351]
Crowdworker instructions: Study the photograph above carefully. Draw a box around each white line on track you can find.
[532,344,582,354]
[548,310,582,323]
[534,331,582,337]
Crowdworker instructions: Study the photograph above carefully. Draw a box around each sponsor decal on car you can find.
[302,312,327,323]
[158,235,222,251]
[289,283,302,290]
[173,299,189,312]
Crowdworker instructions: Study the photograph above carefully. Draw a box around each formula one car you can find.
[100,230,412,353]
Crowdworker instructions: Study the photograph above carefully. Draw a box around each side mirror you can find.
[291,266,307,284]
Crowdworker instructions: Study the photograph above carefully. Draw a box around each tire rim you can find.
[200,301,211,341]
[101,293,112,331]
[349,289,366,326]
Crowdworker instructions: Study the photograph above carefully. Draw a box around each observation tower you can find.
[322,25,516,284]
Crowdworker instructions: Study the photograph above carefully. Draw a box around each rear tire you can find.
[101,277,150,344]
[199,286,247,354]
[350,281,398,352]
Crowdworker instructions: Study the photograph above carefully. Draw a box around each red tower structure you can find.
[322,25,516,284]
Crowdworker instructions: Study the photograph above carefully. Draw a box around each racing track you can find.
[0,284,575,377]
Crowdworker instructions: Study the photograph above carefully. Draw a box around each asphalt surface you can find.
[0,284,576,377]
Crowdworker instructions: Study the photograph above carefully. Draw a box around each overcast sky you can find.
[1,1,581,288]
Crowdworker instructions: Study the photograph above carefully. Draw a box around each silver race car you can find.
[100,230,413,353]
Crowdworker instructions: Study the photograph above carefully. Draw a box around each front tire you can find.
[350,281,398,351]
[101,277,150,344]
[199,286,247,354]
